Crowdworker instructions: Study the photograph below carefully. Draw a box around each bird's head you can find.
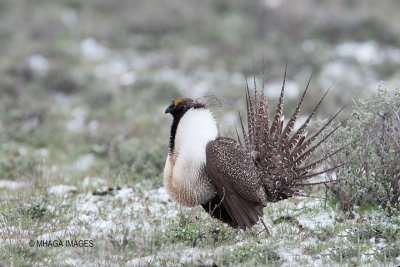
[165,98,206,117]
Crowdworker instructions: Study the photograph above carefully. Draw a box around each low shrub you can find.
[374,245,400,262]
[162,212,237,247]
[223,244,280,265]
[348,223,400,243]
[330,246,359,263]
[324,88,400,212]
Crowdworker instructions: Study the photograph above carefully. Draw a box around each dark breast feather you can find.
[204,137,264,229]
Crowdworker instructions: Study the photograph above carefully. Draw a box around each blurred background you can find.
[1,0,400,190]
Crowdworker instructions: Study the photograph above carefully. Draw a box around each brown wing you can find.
[204,137,265,229]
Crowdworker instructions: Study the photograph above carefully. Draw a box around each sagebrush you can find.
[324,88,400,212]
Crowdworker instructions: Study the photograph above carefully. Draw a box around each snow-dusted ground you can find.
[1,10,400,263]
[1,180,399,266]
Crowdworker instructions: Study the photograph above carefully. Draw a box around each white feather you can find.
[164,108,218,206]
[174,108,218,160]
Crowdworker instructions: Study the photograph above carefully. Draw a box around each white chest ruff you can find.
[163,108,218,207]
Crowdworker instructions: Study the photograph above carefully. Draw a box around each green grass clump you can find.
[0,246,51,267]
[223,244,280,265]
[107,138,166,187]
[162,212,237,247]
[324,88,400,212]
[0,143,41,180]
[1,190,61,229]
[374,245,400,262]
[330,246,360,263]
[348,223,400,243]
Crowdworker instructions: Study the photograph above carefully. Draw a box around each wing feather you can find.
[205,138,265,229]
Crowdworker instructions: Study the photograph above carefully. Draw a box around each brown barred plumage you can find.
[236,69,346,204]
[164,69,345,230]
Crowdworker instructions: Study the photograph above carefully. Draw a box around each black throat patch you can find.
[169,112,184,153]
[168,101,207,153]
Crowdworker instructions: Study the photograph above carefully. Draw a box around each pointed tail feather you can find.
[290,106,346,161]
[294,180,340,187]
[239,110,250,150]
[290,118,349,168]
[287,86,332,152]
[279,75,312,147]
[238,69,346,204]
[246,79,256,150]
[234,124,242,146]
[270,66,287,139]
[294,143,351,174]
[294,161,350,182]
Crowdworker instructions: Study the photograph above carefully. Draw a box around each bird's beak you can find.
[165,106,173,114]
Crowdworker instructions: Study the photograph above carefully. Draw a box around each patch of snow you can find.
[277,247,302,263]
[36,226,89,243]
[191,80,210,98]
[36,148,50,157]
[119,71,136,86]
[231,72,244,85]
[184,46,210,61]
[81,38,109,61]
[91,219,117,236]
[336,41,384,65]
[147,203,164,215]
[264,0,284,9]
[302,40,317,53]
[99,60,128,76]
[144,187,171,203]
[18,146,27,156]
[0,180,27,190]
[154,187,170,203]
[74,154,95,171]
[296,198,324,209]
[114,187,135,202]
[50,92,72,115]
[77,213,91,224]
[162,68,213,98]
[386,47,400,63]
[0,226,31,237]
[61,8,78,28]
[37,230,67,240]
[88,120,99,132]
[0,238,30,247]
[317,60,377,92]
[48,185,77,196]
[64,259,83,266]
[66,107,88,133]
[209,68,229,83]
[94,60,125,80]
[22,117,39,132]
[127,248,212,266]
[82,177,106,189]
[50,165,59,173]
[157,68,190,93]
[297,210,335,230]
[265,80,299,99]
[131,55,149,70]
[28,54,50,75]
[75,194,102,214]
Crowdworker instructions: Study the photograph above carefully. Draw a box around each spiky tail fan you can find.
[239,69,347,202]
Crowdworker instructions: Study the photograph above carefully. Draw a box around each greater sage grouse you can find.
[163,71,345,229]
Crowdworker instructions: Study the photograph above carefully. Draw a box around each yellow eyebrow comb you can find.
[174,98,182,106]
